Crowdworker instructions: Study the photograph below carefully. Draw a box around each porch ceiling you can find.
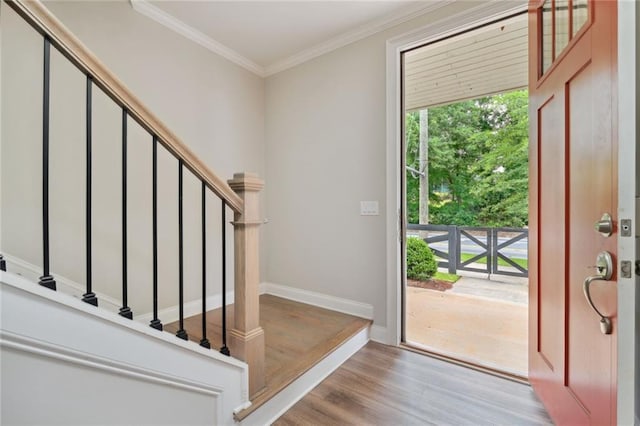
[404,13,528,111]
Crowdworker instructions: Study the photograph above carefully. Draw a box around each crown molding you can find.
[130,0,449,78]
[130,0,266,77]
[263,1,451,76]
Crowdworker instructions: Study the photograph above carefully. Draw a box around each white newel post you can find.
[227,172,265,398]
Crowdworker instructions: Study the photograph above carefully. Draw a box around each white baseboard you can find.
[239,325,369,426]
[370,324,388,343]
[136,291,234,324]
[5,255,379,335]
[261,282,373,320]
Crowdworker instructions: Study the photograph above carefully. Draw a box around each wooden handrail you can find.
[6,0,243,213]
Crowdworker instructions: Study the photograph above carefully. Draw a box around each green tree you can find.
[405,89,529,227]
[471,90,529,227]
[405,112,421,224]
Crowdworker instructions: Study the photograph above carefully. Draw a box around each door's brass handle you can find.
[583,275,612,334]
[583,251,613,335]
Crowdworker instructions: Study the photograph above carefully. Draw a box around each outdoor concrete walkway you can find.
[449,273,528,304]
[406,274,528,377]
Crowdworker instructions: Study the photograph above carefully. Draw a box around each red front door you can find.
[528,1,618,424]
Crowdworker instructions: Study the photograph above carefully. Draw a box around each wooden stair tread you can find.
[166,294,371,420]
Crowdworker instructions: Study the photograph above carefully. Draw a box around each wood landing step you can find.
[166,294,371,422]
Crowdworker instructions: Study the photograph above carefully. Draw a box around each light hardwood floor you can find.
[274,341,551,425]
[166,294,371,419]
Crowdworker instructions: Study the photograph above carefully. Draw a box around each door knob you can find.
[583,251,613,335]
[594,213,613,237]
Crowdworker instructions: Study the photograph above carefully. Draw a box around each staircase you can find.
[0,1,371,424]
[1,0,262,422]
[166,294,371,422]
[1,271,249,424]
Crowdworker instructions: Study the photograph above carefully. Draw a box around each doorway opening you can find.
[401,13,529,378]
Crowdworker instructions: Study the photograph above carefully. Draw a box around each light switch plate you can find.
[360,201,379,216]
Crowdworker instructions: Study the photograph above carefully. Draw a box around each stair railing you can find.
[2,0,265,397]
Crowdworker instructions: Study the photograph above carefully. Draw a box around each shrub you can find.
[406,237,438,281]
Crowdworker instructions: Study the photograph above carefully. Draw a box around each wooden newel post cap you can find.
[228,172,264,192]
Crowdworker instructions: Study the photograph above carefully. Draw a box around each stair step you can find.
[166,294,371,422]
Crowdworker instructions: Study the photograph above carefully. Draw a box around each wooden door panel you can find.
[566,63,596,413]
[567,60,614,421]
[529,1,617,424]
[566,40,617,426]
[537,95,565,378]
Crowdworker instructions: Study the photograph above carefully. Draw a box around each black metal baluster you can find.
[220,199,229,356]
[119,109,133,319]
[82,76,98,306]
[176,161,188,340]
[199,181,211,349]
[149,136,163,331]
[39,37,56,291]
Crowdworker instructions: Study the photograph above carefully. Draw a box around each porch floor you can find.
[166,294,371,419]
[405,278,528,377]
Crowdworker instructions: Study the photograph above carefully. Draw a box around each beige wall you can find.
[42,0,265,180]
[1,1,265,316]
[264,2,486,326]
[2,0,516,330]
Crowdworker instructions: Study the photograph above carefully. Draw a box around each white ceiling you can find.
[404,13,528,110]
[131,0,443,76]
[130,0,528,102]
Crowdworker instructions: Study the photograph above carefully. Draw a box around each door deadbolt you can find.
[594,213,613,237]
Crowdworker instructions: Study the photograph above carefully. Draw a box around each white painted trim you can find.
[239,325,369,426]
[1,329,224,398]
[3,253,122,312]
[129,0,265,77]
[129,0,457,78]
[385,1,528,347]
[385,22,403,348]
[233,401,253,417]
[369,325,388,344]
[616,1,638,424]
[0,271,247,370]
[3,253,235,325]
[1,271,249,422]
[2,330,225,424]
[262,2,451,76]
[0,5,3,254]
[261,282,373,320]
[136,291,234,324]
